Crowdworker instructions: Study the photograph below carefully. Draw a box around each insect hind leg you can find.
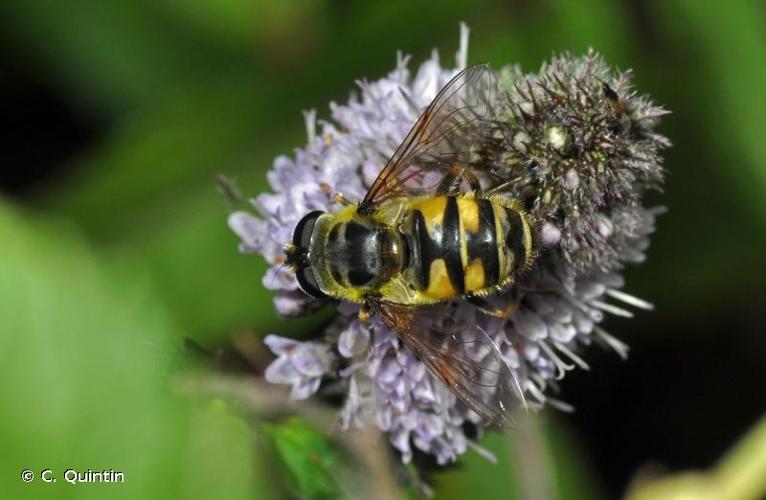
[465,295,520,319]
[437,163,482,195]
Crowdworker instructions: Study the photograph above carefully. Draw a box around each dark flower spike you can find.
[227,24,667,464]
[487,51,669,277]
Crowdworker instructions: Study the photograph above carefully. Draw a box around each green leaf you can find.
[0,201,268,499]
[260,417,343,499]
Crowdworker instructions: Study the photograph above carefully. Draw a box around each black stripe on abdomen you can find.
[412,211,432,289]
[412,196,465,293]
[504,207,527,274]
[466,199,500,287]
[442,196,464,293]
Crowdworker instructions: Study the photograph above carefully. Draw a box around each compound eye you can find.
[292,211,325,248]
[295,265,326,299]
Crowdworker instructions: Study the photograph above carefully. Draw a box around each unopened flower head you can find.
[228,25,668,464]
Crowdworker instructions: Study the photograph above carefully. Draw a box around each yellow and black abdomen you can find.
[405,194,532,302]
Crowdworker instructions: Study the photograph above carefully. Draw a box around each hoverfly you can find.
[285,64,534,428]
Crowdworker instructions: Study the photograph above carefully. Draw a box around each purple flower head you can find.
[228,24,667,464]
[263,335,333,400]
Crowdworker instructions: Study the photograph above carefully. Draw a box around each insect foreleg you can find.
[332,192,354,206]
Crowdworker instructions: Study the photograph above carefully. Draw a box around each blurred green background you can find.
[1,0,765,498]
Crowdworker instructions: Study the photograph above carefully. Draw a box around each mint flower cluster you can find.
[228,26,667,464]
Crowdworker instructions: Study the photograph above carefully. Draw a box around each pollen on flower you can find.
[226,24,668,465]
[546,125,568,151]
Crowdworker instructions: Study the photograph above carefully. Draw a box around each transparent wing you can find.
[373,301,527,429]
[359,63,498,213]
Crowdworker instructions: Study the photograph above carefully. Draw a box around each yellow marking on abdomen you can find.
[456,197,480,234]
[424,258,457,299]
[411,196,447,238]
[492,202,508,279]
[464,258,486,292]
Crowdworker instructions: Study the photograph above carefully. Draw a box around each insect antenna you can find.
[215,172,248,210]
[267,261,292,289]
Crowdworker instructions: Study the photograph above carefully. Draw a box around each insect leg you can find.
[465,295,520,319]
[436,163,462,195]
[437,163,482,195]
[462,168,482,193]
[484,180,517,196]
[215,172,246,209]
[332,192,354,206]
[358,302,372,323]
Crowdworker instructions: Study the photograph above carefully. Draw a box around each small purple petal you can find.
[290,377,322,400]
[412,380,436,402]
[541,222,562,247]
[263,266,297,291]
[376,358,401,385]
[273,290,312,316]
[338,321,370,358]
[291,343,331,377]
[263,334,298,355]
[228,212,267,252]
[264,357,299,385]
[512,309,548,340]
